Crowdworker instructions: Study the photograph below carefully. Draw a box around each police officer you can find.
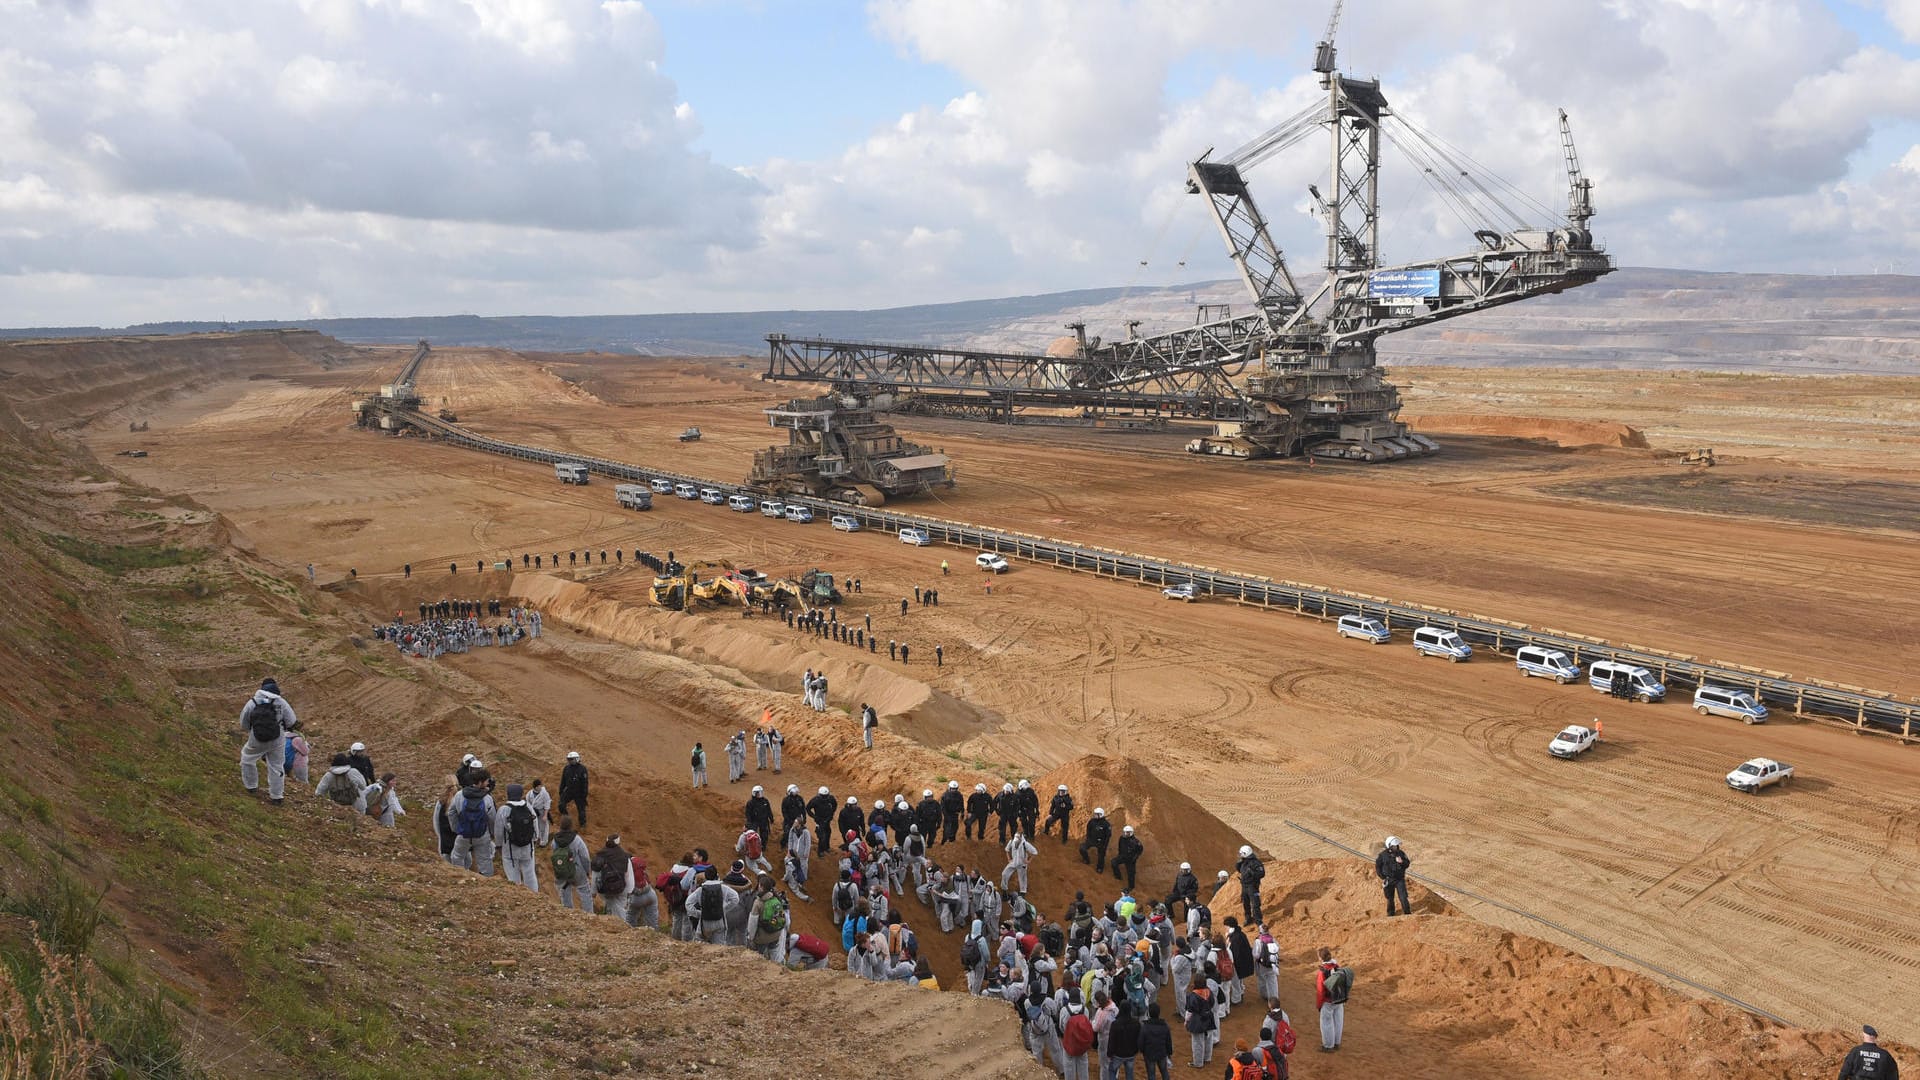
[1375,835,1412,916]
[965,783,993,840]
[1111,824,1143,889]
[1043,783,1074,843]
[1235,845,1266,924]
[939,780,965,844]
[993,783,1019,843]
[1014,779,1040,838]
[780,784,807,840]
[1839,1025,1899,1079]
[1080,807,1112,872]
[806,786,837,857]
[915,789,943,841]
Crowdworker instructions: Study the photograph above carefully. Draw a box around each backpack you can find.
[1028,1005,1055,1039]
[740,831,762,859]
[1228,1053,1265,1080]
[551,840,579,884]
[454,786,491,837]
[698,881,726,922]
[361,782,385,816]
[1116,896,1137,921]
[758,894,787,933]
[960,936,983,968]
[283,738,298,771]
[1061,1013,1095,1057]
[506,804,535,847]
[1262,1046,1289,1080]
[246,699,282,743]
[1323,966,1351,1004]
[1256,936,1277,967]
[327,774,360,807]
[1272,1016,1298,1055]
[834,881,858,911]
[690,749,702,769]
[655,871,684,909]
[596,855,628,897]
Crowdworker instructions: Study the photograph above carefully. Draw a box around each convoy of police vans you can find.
[584,463,1803,797]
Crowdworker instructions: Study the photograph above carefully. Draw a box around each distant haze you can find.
[5,268,1919,376]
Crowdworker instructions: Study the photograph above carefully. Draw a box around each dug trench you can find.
[322,564,1893,1079]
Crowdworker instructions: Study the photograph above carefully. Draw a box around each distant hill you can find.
[8,268,1920,373]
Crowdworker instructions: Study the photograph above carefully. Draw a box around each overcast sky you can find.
[5,0,1920,326]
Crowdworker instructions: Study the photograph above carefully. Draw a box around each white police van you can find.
[831,514,861,532]
[699,487,725,505]
[760,499,785,518]
[649,477,675,494]
[899,527,931,546]
[1335,614,1391,644]
[1694,685,1769,724]
[1515,645,1580,685]
[784,505,814,523]
[727,494,756,513]
[673,482,698,500]
[1411,626,1472,662]
[1588,660,1666,702]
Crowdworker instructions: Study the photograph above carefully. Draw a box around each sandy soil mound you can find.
[1407,411,1651,448]
[1038,755,1250,886]
[0,330,343,429]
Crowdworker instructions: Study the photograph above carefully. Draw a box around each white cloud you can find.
[6,0,1920,326]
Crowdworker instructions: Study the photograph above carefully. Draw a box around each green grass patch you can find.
[47,534,208,575]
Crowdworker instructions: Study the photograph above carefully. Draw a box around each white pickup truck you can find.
[1725,757,1793,793]
[1548,725,1596,758]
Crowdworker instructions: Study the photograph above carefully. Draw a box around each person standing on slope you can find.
[1043,783,1075,843]
[236,677,298,804]
[1839,1025,1900,1080]
[1375,835,1412,917]
[558,751,589,827]
[494,783,540,893]
[1314,947,1348,1053]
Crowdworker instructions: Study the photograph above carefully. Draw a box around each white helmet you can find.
[895,794,908,805]
[1018,779,1030,790]
[788,784,799,795]
[470,757,484,768]
[1001,783,1013,793]
[350,741,366,752]
[923,789,934,798]
[566,751,580,760]
[1123,825,1135,836]
[462,753,477,766]
[1218,870,1230,881]
[1180,861,1192,871]
[1385,835,1401,848]
[751,785,763,795]
[874,800,886,810]
[818,786,831,796]
[847,796,859,805]
[1057,784,1068,792]
[975,783,986,793]
[1238,845,1253,859]
[1092,808,1105,818]
[949,780,960,789]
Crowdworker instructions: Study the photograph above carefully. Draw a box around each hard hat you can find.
[1123,826,1135,835]
[788,784,799,795]
[751,785,763,795]
[1093,808,1105,817]
[923,789,934,798]
[818,786,830,796]
[1180,862,1191,871]
[566,751,580,760]
[949,780,960,789]
[975,783,986,793]
[1238,845,1253,859]
[1386,835,1401,848]
[1057,784,1068,792]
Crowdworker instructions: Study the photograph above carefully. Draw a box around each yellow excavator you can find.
[651,559,740,611]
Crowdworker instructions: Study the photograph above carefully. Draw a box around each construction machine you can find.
[765,579,811,612]
[798,568,843,606]
[761,5,1613,462]
[748,395,951,505]
[650,560,739,612]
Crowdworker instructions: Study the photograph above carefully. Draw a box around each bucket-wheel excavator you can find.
[762,3,1613,461]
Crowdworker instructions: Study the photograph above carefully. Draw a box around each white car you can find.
[1162,582,1197,602]
[1548,725,1596,758]
[784,505,814,523]
[1726,757,1793,793]
[831,514,861,532]
[975,552,1009,573]
[899,527,931,546]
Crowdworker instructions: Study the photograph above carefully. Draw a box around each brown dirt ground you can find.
[15,332,1920,1076]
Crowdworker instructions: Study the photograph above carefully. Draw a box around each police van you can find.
[1694,685,1769,724]
[699,487,725,505]
[1588,660,1666,702]
[1335,614,1391,644]
[760,499,786,518]
[1515,646,1580,684]
[728,494,756,513]
[1411,625,1472,661]
[649,477,675,494]
[673,482,699,500]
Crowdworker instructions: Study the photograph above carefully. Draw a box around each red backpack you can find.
[741,831,762,859]
[1270,1017,1297,1056]
[655,871,685,909]
[1061,1012,1095,1057]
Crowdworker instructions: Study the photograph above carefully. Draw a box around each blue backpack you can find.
[454,786,491,838]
